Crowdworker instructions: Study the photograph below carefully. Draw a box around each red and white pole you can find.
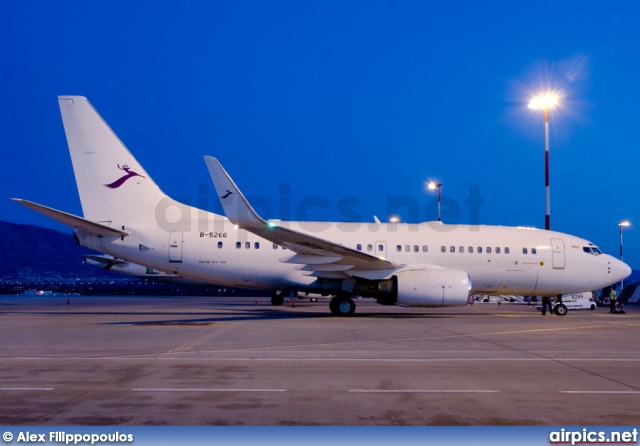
[620,223,625,292]
[437,185,441,222]
[544,107,550,230]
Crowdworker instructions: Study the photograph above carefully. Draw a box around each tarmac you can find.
[0,294,638,426]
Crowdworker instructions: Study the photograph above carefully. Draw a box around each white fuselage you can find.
[76,207,627,297]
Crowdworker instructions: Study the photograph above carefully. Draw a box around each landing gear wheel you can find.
[330,295,356,316]
[271,295,284,306]
[554,303,567,316]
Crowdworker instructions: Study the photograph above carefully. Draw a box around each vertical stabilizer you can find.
[58,96,167,223]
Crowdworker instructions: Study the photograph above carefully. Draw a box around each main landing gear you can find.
[329,293,356,316]
[271,293,284,306]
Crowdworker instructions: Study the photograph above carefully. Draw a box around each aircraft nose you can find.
[611,258,632,283]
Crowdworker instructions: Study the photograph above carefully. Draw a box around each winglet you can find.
[204,156,265,230]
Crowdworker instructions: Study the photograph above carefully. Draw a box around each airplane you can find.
[12,96,631,316]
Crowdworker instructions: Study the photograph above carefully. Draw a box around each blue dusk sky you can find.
[1,1,638,269]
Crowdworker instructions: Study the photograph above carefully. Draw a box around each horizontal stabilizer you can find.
[11,199,129,238]
[82,254,126,266]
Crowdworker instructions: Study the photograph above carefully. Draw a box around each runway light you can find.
[528,93,558,110]
[389,216,400,223]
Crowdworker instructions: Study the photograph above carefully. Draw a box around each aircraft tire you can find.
[330,295,356,316]
[554,304,568,316]
[271,295,284,306]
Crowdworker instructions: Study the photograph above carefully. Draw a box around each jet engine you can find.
[354,268,471,307]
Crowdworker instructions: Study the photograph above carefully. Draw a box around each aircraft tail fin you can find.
[58,96,167,223]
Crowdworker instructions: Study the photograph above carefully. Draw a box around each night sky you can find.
[1,1,638,269]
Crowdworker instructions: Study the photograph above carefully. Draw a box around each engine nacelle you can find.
[355,268,471,307]
[395,268,471,307]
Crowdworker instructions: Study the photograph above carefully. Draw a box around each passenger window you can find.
[422,245,428,252]
[450,246,455,253]
[468,246,474,253]
[478,247,483,253]
[523,247,528,254]
[396,245,402,252]
[367,244,373,252]
[218,241,223,248]
[532,247,537,254]
[255,242,260,249]
[357,244,363,251]
[245,242,250,249]
[236,242,241,249]
[459,246,464,253]
[496,247,501,254]
[486,247,492,254]
[414,245,419,252]
[379,244,384,252]
[273,243,278,249]
[505,247,510,254]
[405,245,410,252]
[441,246,446,253]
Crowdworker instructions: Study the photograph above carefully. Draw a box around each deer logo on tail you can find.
[104,164,146,189]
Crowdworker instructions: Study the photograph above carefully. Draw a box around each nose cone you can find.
[611,258,632,283]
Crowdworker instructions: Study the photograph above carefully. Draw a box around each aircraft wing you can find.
[11,199,129,238]
[205,157,400,276]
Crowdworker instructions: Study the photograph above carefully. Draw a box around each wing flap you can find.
[305,271,352,279]
[297,264,355,272]
[280,254,344,265]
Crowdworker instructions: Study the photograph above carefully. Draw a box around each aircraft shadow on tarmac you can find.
[102,309,503,325]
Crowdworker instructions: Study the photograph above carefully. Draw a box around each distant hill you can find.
[0,221,97,275]
[0,221,266,297]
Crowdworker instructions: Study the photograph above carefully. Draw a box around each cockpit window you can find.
[583,246,602,256]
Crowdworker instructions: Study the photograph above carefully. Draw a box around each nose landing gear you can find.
[553,303,567,316]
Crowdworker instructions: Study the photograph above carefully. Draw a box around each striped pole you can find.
[619,221,630,291]
[544,106,550,230]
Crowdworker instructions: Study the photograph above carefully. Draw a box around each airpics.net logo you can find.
[156,182,488,234]
[549,428,638,445]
